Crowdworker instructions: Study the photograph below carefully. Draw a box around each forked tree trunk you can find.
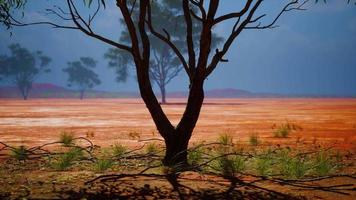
[164,77,205,166]
[136,58,205,166]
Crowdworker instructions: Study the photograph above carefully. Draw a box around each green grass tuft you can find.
[59,131,75,147]
[213,154,245,177]
[249,133,260,146]
[218,133,233,146]
[112,143,127,157]
[10,145,29,161]
[313,150,338,176]
[145,143,159,154]
[51,148,83,170]
[188,147,204,166]
[94,158,114,172]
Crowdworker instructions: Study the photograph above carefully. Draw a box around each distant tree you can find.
[0,43,51,100]
[104,0,223,104]
[63,57,101,100]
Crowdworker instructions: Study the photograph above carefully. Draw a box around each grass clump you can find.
[273,126,290,138]
[188,147,204,166]
[94,158,114,172]
[312,150,339,176]
[145,143,159,154]
[249,133,260,146]
[112,143,127,157]
[218,133,234,146]
[279,150,310,179]
[272,122,301,138]
[254,150,274,177]
[52,148,83,170]
[214,154,245,177]
[59,131,75,147]
[10,145,29,161]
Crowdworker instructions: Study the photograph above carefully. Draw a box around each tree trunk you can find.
[79,90,84,100]
[163,77,205,166]
[19,85,30,100]
[160,85,166,104]
[135,58,205,167]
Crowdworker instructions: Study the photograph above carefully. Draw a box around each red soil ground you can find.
[0,98,355,150]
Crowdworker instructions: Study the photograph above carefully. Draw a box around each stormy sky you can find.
[0,1,355,96]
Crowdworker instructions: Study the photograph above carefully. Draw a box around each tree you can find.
[0,0,354,166]
[104,0,223,104]
[63,57,101,100]
[0,43,51,100]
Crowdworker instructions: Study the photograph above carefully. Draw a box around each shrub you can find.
[52,148,83,170]
[112,143,127,157]
[249,133,260,146]
[10,145,29,161]
[59,131,75,147]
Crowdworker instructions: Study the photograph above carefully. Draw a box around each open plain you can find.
[0,98,355,199]
[0,98,355,148]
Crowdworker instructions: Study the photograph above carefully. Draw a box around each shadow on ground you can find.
[55,174,305,200]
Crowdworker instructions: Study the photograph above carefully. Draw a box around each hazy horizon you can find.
[1,1,355,96]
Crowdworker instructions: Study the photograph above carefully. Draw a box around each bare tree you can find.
[0,0,352,165]
[104,0,223,104]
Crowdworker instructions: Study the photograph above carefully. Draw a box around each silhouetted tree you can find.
[0,0,354,165]
[63,57,101,100]
[104,0,223,104]
[0,43,51,100]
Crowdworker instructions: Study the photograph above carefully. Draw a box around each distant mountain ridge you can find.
[0,83,138,98]
[0,83,353,98]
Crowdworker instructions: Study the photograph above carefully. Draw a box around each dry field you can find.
[0,98,355,149]
[0,98,355,199]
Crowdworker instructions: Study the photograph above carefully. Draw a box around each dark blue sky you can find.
[0,1,355,96]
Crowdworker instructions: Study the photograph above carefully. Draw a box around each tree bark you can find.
[163,77,205,166]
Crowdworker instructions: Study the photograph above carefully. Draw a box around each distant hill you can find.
[0,83,138,99]
[168,88,281,98]
[2,83,350,99]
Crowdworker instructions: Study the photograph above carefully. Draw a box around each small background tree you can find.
[63,57,101,100]
[0,43,51,100]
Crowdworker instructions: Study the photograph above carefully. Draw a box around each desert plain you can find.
[0,98,355,199]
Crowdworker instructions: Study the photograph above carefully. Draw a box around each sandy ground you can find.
[0,98,356,199]
[0,98,355,150]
